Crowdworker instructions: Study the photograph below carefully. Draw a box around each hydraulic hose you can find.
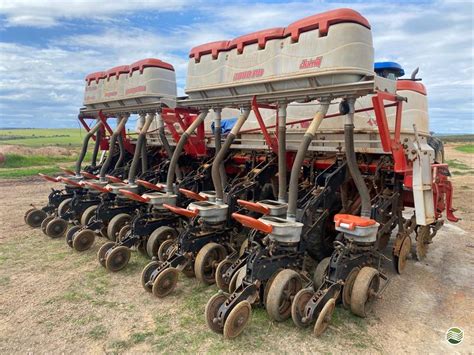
[75,119,102,175]
[277,104,287,202]
[166,110,208,192]
[158,113,182,181]
[141,137,148,173]
[213,109,227,189]
[99,115,129,181]
[212,108,250,203]
[344,99,371,218]
[287,102,330,220]
[128,113,153,183]
[90,125,102,167]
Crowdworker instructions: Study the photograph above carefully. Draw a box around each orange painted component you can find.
[60,177,82,188]
[136,179,164,191]
[59,167,75,176]
[119,189,150,203]
[396,80,427,96]
[237,200,270,215]
[106,175,122,183]
[334,214,376,230]
[179,188,207,201]
[81,171,98,179]
[38,173,59,183]
[84,181,110,193]
[231,213,273,234]
[163,204,198,219]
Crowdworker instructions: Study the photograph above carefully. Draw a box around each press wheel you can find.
[266,269,302,322]
[66,226,81,248]
[80,205,97,226]
[394,235,411,274]
[41,215,55,235]
[157,239,176,262]
[117,225,131,243]
[24,207,37,224]
[313,298,336,337]
[229,267,246,294]
[194,243,227,285]
[26,208,47,228]
[105,245,131,272]
[342,267,360,309]
[215,259,233,292]
[350,266,380,318]
[72,228,95,251]
[57,198,72,218]
[45,218,68,238]
[223,300,252,339]
[291,288,314,328]
[147,226,177,258]
[152,267,179,298]
[313,257,330,289]
[107,213,131,241]
[205,293,227,334]
[97,241,116,267]
[141,261,160,292]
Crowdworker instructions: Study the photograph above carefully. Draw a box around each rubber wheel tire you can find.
[146,226,177,258]
[45,217,68,238]
[394,235,411,274]
[313,257,330,289]
[80,205,97,226]
[266,269,302,322]
[152,267,179,298]
[215,259,234,292]
[26,208,47,228]
[157,239,177,262]
[205,293,227,334]
[291,288,314,328]
[72,229,96,251]
[66,226,82,248]
[223,300,252,339]
[97,241,116,267]
[229,267,246,294]
[141,261,160,292]
[24,207,37,223]
[350,267,380,318]
[342,267,360,310]
[57,198,72,218]
[117,225,131,243]
[41,215,55,235]
[107,213,131,242]
[105,245,131,272]
[194,243,227,285]
[313,298,336,337]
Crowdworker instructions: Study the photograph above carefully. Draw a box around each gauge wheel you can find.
[45,218,68,238]
[291,288,314,328]
[147,226,177,258]
[105,245,131,272]
[194,243,227,285]
[350,267,380,318]
[97,241,116,267]
[107,213,131,242]
[72,228,96,252]
[223,300,252,339]
[205,293,227,334]
[265,269,302,322]
[152,267,179,298]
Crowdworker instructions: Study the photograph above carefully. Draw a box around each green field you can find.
[0,128,86,147]
[455,144,474,153]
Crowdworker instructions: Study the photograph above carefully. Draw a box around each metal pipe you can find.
[287,102,330,220]
[165,110,208,192]
[90,124,102,167]
[141,135,148,173]
[212,108,251,203]
[213,108,227,188]
[75,119,102,175]
[344,98,371,218]
[99,115,129,181]
[157,113,182,181]
[114,133,125,170]
[128,113,153,183]
[277,103,287,202]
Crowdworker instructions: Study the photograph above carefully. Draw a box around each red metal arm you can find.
[106,175,122,183]
[81,171,98,179]
[84,181,110,193]
[231,213,273,234]
[60,167,75,176]
[119,189,150,203]
[251,96,278,153]
[237,199,270,215]
[179,188,207,201]
[163,204,199,218]
[60,177,82,187]
[136,179,164,191]
[38,173,59,183]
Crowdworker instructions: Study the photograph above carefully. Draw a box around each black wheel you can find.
[146,226,177,258]
[313,298,335,337]
[157,239,177,262]
[266,269,302,322]
[41,215,55,235]
[80,205,97,226]
[342,267,360,309]
[57,198,72,218]
[72,228,95,251]
[313,257,330,289]
[141,261,160,292]
[45,218,68,238]
[105,246,131,272]
[195,243,227,285]
[205,293,227,334]
[97,241,116,267]
[223,300,252,339]
[24,208,37,224]
[117,225,131,243]
[107,213,131,242]
[26,208,47,228]
[215,259,234,292]
[66,226,81,248]
[152,268,179,298]
[350,267,380,318]
[291,288,314,328]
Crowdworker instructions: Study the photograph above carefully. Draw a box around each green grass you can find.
[446,159,471,170]
[0,166,66,179]
[0,128,86,147]
[455,144,474,153]
[1,153,77,168]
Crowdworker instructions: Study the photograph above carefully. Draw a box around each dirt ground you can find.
[0,144,473,354]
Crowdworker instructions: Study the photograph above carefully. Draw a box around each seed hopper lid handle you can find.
[106,175,122,183]
[163,204,199,218]
[84,181,110,193]
[60,167,75,176]
[136,179,164,191]
[231,213,273,234]
[60,177,82,187]
[81,171,98,179]
[38,173,59,183]
[237,199,270,215]
[119,189,150,203]
[179,188,208,201]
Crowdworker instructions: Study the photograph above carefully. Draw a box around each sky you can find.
[0,0,472,134]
